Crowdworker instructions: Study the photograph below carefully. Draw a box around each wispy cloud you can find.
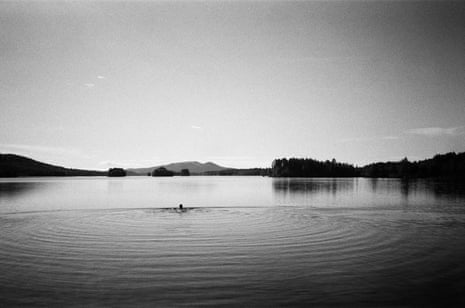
[338,135,400,143]
[191,125,202,129]
[83,76,105,88]
[405,126,465,137]
[339,126,465,143]
[98,159,161,168]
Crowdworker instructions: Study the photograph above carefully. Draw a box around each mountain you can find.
[0,154,106,177]
[128,161,229,175]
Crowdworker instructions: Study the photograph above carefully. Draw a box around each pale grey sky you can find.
[1,1,464,169]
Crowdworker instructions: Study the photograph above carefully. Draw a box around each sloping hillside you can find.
[0,154,106,177]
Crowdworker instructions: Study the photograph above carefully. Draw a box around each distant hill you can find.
[0,154,106,177]
[7,151,463,179]
[128,161,229,175]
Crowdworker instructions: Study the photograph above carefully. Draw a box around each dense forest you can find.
[0,154,106,177]
[272,152,465,178]
[203,168,271,176]
[108,168,127,177]
[151,167,175,177]
[360,152,465,178]
[272,158,356,177]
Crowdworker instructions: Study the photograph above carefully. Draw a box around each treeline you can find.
[272,158,356,177]
[108,168,126,177]
[4,151,464,179]
[151,167,175,177]
[360,152,465,178]
[271,152,465,178]
[203,168,271,176]
[0,154,106,177]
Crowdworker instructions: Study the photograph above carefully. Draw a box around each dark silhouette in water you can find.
[175,203,189,213]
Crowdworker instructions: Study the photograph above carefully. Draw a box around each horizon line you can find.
[1,151,463,172]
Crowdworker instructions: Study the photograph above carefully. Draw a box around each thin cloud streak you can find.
[98,159,162,168]
[406,126,465,137]
[338,135,400,143]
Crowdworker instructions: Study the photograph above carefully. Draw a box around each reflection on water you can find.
[272,177,355,194]
[1,177,465,306]
[365,177,465,198]
[0,181,49,199]
[273,177,465,209]
[2,177,465,213]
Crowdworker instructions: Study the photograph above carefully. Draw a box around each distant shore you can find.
[1,151,465,179]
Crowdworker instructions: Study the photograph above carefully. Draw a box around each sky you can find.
[1,0,464,170]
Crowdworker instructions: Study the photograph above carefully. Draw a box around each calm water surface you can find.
[1,176,465,306]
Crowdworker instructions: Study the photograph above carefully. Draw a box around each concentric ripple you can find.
[1,207,465,306]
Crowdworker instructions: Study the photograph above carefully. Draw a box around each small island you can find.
[108,168,127,177]
[180,168,190,176]
[152,167,174,177]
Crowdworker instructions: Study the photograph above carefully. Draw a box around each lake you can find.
[1,176,465,306]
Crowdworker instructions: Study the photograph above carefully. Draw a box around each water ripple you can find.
[1,207,465,306]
